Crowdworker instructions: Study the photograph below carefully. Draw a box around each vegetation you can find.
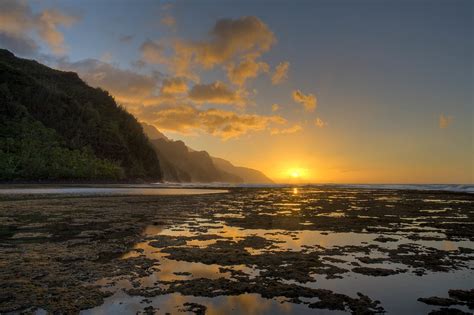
[0,49,161,181]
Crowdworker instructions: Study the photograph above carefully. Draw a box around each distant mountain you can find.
[143,123,273,184]
[150,138,241,183]
[0,49,161,181]
[141,122,169,141]
[211,157,273,184]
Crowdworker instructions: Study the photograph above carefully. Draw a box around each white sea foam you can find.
[152,182,474,193]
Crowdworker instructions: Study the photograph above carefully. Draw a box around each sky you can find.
[1,0,472,183]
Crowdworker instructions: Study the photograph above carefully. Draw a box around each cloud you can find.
[54,50,296,141]
[100,52,113,63]
[439,114,453,129]
[271,61,289,85]
[37,9,78,55]
[161,15,176,27]
[119,34,134,43]
[140,39,167,64]
[57,59,159,105]
[138,104,286,140]
[0,0,78,56]
[188,81,245,106]
[188,16,275,67]
[292,89,317,112]
[160,77,188,95]
[59,57,248,108]
[141,16,275,80]
[270,124,302,135]
[0,32,38,56]
[227,57,269,86]
[272,104,280,112]
[315,117,327,128]
[32,11,299,141]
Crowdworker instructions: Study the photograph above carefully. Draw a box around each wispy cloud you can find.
[0,0,79,56]
[271,61,290,85]
[188,81,246,106]
[161,15,176,28]
[314,117,327,128]
[119,34,134,43]
[292,90,317,112]
[270,124,302,135]
[227,57,269,86]
[160,77,188,95]
[439,114,453,129]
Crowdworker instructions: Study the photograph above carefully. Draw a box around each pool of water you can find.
[0,187,227,196]
[86,218,473,314]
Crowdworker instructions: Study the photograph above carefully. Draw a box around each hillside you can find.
[143,123,273,184]
[211,157,273,184]
[0,49,161,181]
[150,138,241,183]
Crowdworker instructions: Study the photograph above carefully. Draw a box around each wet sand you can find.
[0,187,473,314]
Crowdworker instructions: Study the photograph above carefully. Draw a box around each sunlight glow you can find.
[287,168,307,180]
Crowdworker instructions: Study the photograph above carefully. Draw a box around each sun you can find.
[291,170,301,178]
[287,168,306,180]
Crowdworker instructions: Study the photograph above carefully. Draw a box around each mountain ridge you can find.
[143,123,273,184]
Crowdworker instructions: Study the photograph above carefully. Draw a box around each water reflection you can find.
[0,187,227,196]
[85,187,473,314]
[83,292,329,315]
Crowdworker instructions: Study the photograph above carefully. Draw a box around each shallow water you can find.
[2,186,471,314]
[0,187,227,196]
[83,187,474,315]
[82,291,336,315]
[91,224,473,314]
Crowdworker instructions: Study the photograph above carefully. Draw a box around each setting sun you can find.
[291,171,300,178]
[287,168,307,180]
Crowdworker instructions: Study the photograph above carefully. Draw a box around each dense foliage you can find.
[0,49,161,181]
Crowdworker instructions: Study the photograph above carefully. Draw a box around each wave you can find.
[151,182,474,193]
[333,184,474,193]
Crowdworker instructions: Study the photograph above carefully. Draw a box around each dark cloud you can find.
[140,16,275,80]
[0,0,78,56]
[188,81,245,106]
[119,34,134,43]
[0,32,38,56]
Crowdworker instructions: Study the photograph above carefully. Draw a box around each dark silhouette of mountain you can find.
[211,157,273,184]
[0,49,161,181]
[150,138,241,183]
[141,122,169,141]
[143,123,273,184]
